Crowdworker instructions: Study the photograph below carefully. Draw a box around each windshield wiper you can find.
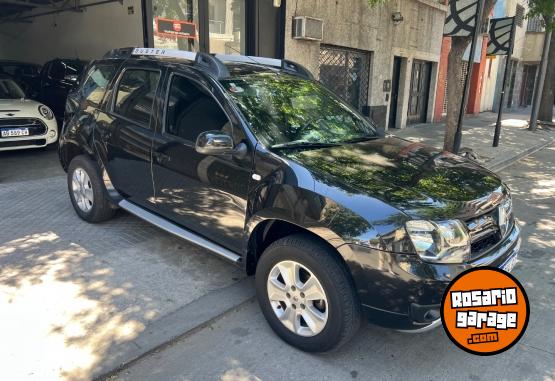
[339,135,381,144]
[270,141,340,150]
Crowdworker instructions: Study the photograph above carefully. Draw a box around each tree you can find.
[443,0,496,152]
[528,0,555,123]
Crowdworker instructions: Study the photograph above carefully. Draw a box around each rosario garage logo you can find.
[441,268,529,355]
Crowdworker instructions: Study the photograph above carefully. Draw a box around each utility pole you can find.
[454,0,485,153]
[529,28,553,131]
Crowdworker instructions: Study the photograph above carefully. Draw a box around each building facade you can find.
[0,0,448,130]
[282,0,447,130]
[145,0,448,129]
[432,0,545,120]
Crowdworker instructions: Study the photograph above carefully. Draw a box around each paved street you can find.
[109,144,555,381]
[0,136,553,381]
[0,148,245,381]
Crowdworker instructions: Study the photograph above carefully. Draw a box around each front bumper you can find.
[342,224,521,331]
[0,118,58,151]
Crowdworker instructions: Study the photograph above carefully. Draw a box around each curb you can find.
[93,277,255,380]
[486,138,555,172]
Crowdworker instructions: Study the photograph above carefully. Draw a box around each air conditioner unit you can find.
[292,16,323,41]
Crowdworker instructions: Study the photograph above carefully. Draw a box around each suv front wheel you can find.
[67,155,115,223]
[255,234,361,352]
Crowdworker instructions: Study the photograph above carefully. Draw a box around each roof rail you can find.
[215,54,314,80]
[103,47,136,59]
[102,47,312,80]
[129,48,230,78]
[194,52,230,79]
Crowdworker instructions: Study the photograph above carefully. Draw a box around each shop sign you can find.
[156,17,196,39]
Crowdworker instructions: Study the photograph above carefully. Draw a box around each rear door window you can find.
[114,69,161,128]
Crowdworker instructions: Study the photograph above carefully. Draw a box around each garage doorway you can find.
[407,60,432,124]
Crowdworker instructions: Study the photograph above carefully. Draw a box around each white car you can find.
[0,76,58,151]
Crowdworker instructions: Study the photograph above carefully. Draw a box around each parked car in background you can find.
[39,58,87,122]
[59,48,520,352]
[0,75,58,151]
[0,60,41,99]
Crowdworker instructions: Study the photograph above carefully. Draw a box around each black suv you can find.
[59,48,520,352]
[39,58,87,121]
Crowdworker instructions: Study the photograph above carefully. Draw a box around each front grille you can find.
[465,203,514,259]
[0,118,47,137]
[0,139,46,148]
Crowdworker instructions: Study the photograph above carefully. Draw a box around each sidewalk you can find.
[392,109,555,172]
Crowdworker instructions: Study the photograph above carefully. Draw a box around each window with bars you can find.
[319,45,371,112]
[527,16,544,32]
[515,4,525,27]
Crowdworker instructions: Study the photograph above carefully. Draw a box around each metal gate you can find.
[408,60,432,124]
[319,45,370,112]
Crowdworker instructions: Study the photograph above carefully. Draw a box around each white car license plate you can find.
[1,128,29,137]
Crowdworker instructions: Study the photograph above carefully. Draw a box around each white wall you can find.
[0,0,144,65]
[522,32,544,63]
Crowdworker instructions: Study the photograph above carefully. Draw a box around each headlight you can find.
[405,219,470,263]
[38,105,54,120]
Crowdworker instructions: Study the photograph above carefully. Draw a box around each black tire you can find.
[67,155,115,223]
[255,234,361,352]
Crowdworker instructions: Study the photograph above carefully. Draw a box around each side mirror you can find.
[195,131,235,155]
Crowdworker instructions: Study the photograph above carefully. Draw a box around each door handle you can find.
[154,152,171,163]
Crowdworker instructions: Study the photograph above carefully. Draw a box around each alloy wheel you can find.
[72,168,94,213]
[267,260,329,337]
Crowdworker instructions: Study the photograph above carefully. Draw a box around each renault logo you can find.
[476,191,504,212]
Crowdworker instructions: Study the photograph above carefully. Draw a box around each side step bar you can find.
[119,200,242,264]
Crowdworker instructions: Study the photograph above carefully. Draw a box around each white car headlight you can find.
[38,105,54,120]
[405,219,470,263]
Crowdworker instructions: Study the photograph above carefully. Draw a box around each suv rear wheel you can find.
[68,155,115,223]
[255,234,361,352]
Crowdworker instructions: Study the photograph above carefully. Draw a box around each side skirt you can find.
[119,199,242,264]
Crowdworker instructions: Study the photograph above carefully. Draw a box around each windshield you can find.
[61,60,85,76]
[221,73,377,148]
[0,78,25,99]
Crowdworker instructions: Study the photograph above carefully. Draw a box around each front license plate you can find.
[1,128,29,137]
[501,253,518,273]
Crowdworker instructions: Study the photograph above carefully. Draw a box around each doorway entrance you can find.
[388,56,402,129]
[519,64,537,107]
[407,60,432,124]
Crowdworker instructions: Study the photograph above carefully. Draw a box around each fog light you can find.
[48,130,56,138]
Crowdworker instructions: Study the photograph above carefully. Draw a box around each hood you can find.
[0,99,44,117]
[283,137,504,220]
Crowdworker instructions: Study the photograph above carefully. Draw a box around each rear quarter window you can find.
[81,64,117,107]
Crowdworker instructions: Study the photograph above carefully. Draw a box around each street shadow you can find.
[0,172,243,380]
